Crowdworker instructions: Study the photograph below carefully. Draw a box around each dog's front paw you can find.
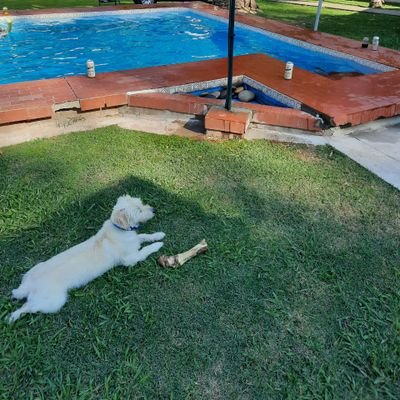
[6,312,18,324]
[153,232,165,241]
[152,242,164,252]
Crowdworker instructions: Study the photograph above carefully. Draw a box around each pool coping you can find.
[1,2,400,131]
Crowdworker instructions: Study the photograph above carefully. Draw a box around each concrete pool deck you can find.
[1,2,400,131]
[249,116,400,191]
[328,119,400,190]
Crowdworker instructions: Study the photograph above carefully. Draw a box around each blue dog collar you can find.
[112,223,142,231]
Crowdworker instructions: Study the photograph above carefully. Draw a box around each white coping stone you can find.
[127,76,244,96]
[242,76,301,109]
[13,7,395,73]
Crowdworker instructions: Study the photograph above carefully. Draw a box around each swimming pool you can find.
[0,8,392,85]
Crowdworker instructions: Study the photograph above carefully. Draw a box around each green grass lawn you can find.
[0,128,399,399]
[257,0,400,49]
[304,0,400,11]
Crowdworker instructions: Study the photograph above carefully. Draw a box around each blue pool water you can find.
[0,9,384,84]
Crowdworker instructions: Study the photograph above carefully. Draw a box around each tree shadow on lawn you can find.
[0,141,399,399]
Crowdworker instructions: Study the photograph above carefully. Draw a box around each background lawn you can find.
[256,0,400,49]
[304,0,400,10]
[0,128,399,399]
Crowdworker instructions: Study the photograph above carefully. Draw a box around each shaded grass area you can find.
[0,128,399,399]
[257,1,400,49]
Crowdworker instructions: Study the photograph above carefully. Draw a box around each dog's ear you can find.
[111,208,130,230]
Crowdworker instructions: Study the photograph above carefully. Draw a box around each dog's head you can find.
[111,195,155,231]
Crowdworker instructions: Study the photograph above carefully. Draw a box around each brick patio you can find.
[1,2,399,133]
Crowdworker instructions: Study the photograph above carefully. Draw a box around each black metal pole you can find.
[225,0,236,111]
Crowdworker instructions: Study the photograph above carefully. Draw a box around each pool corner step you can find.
[205,106,252,138]
[127,92,323,135]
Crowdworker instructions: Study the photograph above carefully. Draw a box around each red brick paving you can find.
[205,106,251,135]
[1,2,400,130]
[0,79,76,124]
[128,92,321,132]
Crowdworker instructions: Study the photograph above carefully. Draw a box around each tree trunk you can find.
[214,0,258,13]
[369,0,385,8]
[236,0,258,13]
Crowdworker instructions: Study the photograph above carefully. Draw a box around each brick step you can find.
[127,92,322,134]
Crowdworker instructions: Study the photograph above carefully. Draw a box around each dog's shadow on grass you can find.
[1,174,251,315]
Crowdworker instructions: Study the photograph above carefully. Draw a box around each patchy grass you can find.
[0,128,399,399]
[257,1,400,50]
[305,0,400,10]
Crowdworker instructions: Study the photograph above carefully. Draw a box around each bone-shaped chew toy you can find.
[158,240,208,268]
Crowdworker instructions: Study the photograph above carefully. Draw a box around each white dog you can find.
[7,195,165,323]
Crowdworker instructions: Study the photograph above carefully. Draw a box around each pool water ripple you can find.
[0,9,387,84]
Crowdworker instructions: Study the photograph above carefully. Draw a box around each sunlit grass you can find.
[305,0,400,10]
[257,0,400,49]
